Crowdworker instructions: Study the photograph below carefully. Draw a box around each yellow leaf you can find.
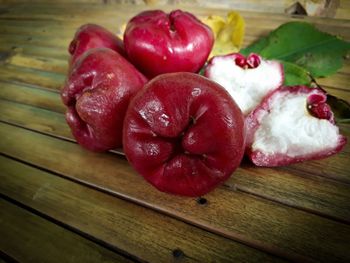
[117,23,127,39]
[202,11,245,58]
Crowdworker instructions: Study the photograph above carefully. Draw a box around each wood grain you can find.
[1,122,350,262]
[6,53,68,74]
[0,3,349,262]
[0,64,64,91]
[1,97,350,224]
[0,199,133,263]
[0,81,65,113]
[0,155,283,263]
[0,99,72,139]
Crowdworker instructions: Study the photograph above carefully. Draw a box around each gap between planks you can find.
[0,81,349,183]
[0,58,349,97]
[0,94,349,222]
[0,121,345,263]
[0,196,137,263]
[0,155,289,263]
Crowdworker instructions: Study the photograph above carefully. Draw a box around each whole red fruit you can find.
[123,72,245,197]
[69,24,126,68]
[61,48,147,152]
[123,10,214,78]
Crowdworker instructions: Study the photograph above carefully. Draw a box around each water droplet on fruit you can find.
[145,142,160,156]
[191,87,201,96]
[223,115,234,127]
[106,73,115,79]
[159,113,170,126]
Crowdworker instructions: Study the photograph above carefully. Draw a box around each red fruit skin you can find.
[124,10,214,78]
[123,72,245,197]
[61,48,147,152]
[69,24,126,68]
[245,86,347,167]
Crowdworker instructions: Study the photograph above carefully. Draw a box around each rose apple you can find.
[61,48,147,152]
[245,86,347,166]
[123,72,245,197]
[68,24,126,68]
[205,53,283,115]
[123,10,214,78]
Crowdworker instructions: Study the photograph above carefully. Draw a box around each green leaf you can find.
[282,61,312,86]
[240,35,268,56]
[241,22,350,77]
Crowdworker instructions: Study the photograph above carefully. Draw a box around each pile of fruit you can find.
[61,9,347,197]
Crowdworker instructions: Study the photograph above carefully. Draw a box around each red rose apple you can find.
[245,86,347,166]
[61,48,147,152]
[68,24,125,68]
[123,72,245,197]
[123,10,214,78]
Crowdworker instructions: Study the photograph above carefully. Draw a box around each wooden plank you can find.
[321,86,350,100]
[5,53,68,74]
[0,5,345,28]
[0,199,132,263]
[0,99,72,140]
[1,2,349,32]
[0,14,348,42]
[0,81,64,113]
[0,55,349,103]
[229,162,350,222]
[1,95,350,223]
[0,44,68,60]
[317,73,350,96]
[1,49,348,101]
[0,155,282,263]
[0,24,76,38]
[0,3,349,33]
[1,83,349,184]
[280,152,350,185]
[0,33,70,51]
[1,122,350,262]
[0,65,64,91]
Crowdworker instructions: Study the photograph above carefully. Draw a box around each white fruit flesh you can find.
[207,56,282,115]
[252,90,340,157]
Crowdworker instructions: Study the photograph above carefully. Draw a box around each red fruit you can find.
[245,86,347,167]
[205,53,283,115]
[124,10,214,78]
[69,24,125,68]
[61,48,147,152]
[123,72,245,197]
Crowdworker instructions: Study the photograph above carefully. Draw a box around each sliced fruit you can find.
[205,53,283,115]
[245,86,347,167]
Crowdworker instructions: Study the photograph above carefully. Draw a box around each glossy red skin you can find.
[69,24,125,68]
[123,73,245,197]
[124,10,214,78]
[61,48,147,152]
[245,86,347,167]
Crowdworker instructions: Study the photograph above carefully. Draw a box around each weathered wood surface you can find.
[0,2,349,263]
[0,198,133,263]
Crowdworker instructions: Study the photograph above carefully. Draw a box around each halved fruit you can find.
[205,53,283,115]
[245,86,347,167]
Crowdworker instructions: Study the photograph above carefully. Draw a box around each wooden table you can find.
[0,3,349,262]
